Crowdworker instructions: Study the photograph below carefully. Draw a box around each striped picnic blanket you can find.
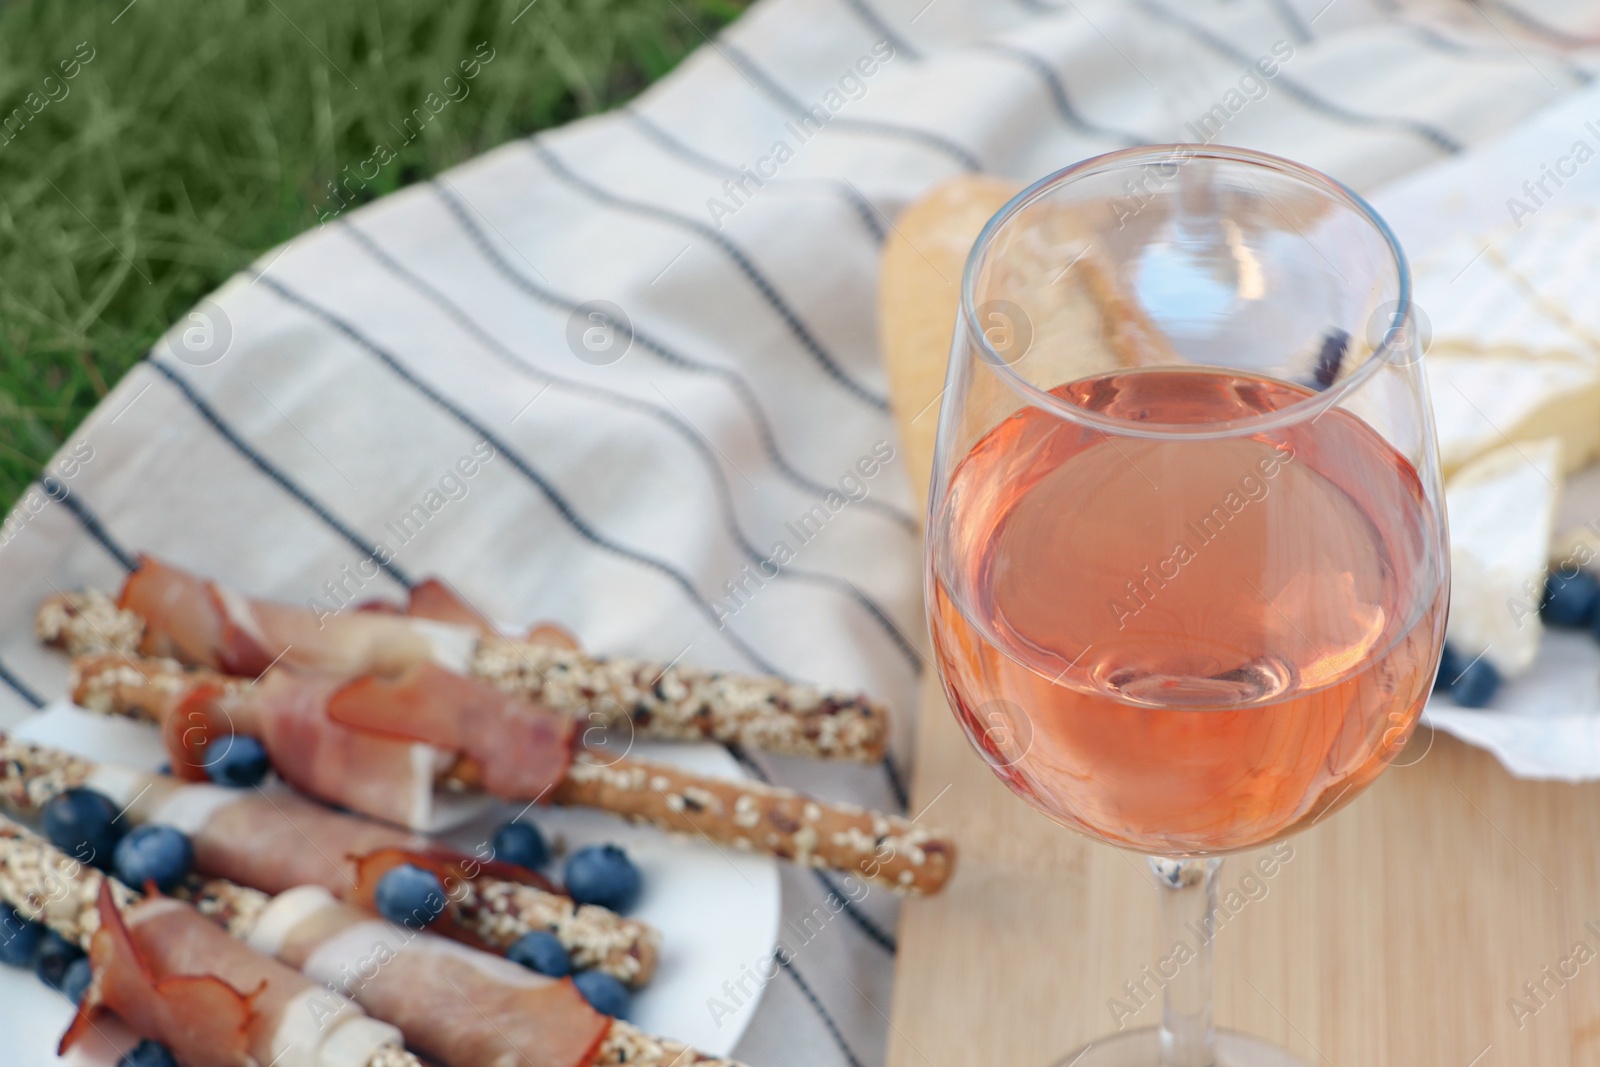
[4,0,1596,1062]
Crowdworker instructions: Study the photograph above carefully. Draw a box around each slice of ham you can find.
[63,889,259,1065]
[257,887,609,1067]
[404,579,495,632]
[327,664,576,801]
[121,556,478,678]
[152,783,553,951]
[167,670,450,831]
[63,885,400,1067]
[177,784,431,897]
[56,1015,148,1067]
[120,559,268,677]
[153,660,575,815]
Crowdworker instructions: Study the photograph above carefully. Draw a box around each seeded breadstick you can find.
[551,750,953,894]
[38,589,889,761]
[71,653,956,894]
[470,635,888,761]
[0,731,660,984]
[0,817,743,1067]
[0,815,139,947]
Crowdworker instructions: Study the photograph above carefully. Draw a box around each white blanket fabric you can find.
[4,0,1596,1062]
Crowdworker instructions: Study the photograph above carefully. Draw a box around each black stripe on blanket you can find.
[1133,0,1464,154]
[879,750,909,811]
[724,742,901,953]
[147,361,416,588]
[526,138,889,413]
[623,108,887,243]
[430,183,916,531]
[777,953,869,1067]
[338,221,923,675]
[1267,0,1313,43]
[838,0,923,61]
[40,476,138,572]
[1476,0,1599,49]
[718,39,983,172]
[811,868,899,953]
[257,276,783,675]
[972,41,1148,146]
[1384,1,1593,85]
[0,657,44,709]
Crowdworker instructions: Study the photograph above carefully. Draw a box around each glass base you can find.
[1052,1027,1308,1067]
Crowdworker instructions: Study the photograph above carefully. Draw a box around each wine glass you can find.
[925,145,1447,1067]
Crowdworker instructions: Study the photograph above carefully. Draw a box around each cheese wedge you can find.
[1412,212,1600,476]
[1445,437,1563,677]
[1471,205,1600,358]
[1413,230,1588,364]
[1426,353,1600,476]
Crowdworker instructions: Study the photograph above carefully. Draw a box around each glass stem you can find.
[1149,856,1222,1067]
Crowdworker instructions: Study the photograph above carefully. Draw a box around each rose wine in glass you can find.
[926,147,1447,1066]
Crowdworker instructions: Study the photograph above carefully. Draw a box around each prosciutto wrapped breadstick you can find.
[0,816,742,1067]
[0,818,413,1067]
[0,733,660,985]
[37,556,888,761]
[72,654,955,894]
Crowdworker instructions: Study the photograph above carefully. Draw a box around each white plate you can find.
[6,702,779,1063]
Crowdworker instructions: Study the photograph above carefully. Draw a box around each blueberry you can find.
[492,820,549,872]
[1451,656,1502,709]
[42,789,123,869]
[35,930,84,992]
[0,905,44,967]
[204,735,271,787]
[374,864,447,928]
[564,845,641,913]
[573,970,630,1018]
[507,930,571,977]
[119,1040,179,1067]
[60,955,93,1004]
[114,825,195,894]
[1433,642,1462,693]
[1542,570,1600,627]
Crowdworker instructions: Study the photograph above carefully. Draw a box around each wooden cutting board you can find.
[880,177,1600,1067]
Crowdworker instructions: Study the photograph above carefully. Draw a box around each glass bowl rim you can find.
[958,143,1414,440]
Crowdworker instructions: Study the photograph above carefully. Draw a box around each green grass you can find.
[0,0,748,510]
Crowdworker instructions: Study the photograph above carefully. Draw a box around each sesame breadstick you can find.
[470,634,888,761]
[0,818,743,1067]
[0,731,660,984]
[593,1022,740,1066]
[71,654,955,894]
[38,589,889,761]
[550,750,952,894]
